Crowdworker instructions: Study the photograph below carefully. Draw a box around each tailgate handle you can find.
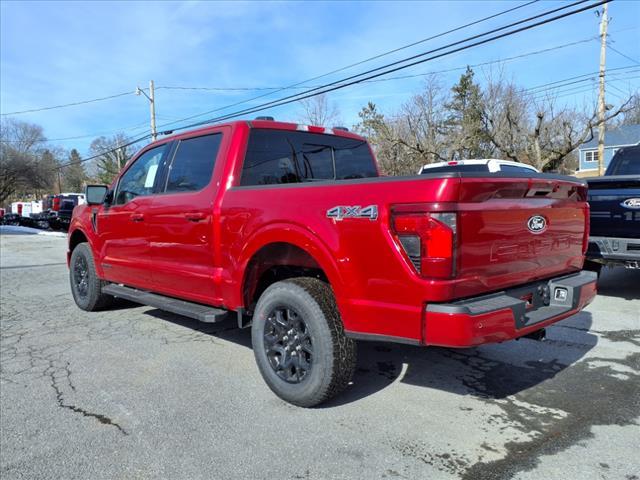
[130,213,145,222]
[184,212,205,222]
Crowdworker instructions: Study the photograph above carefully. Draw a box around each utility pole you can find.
[597,4,608,176]
[136,80,157,141]
[149,80,157,141]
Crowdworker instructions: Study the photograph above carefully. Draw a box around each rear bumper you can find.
[423,271,597,347]
[587,236,640,264]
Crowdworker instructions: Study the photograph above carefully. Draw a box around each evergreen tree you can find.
[445,67,492,160]
[62,149,87,192]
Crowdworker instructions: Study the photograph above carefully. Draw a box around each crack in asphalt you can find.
[0,265,238,440]
[45,360,128,435]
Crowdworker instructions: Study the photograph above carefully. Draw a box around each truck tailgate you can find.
[454,176,588,297]
[587,176,640,238]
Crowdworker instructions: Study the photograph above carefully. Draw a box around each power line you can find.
[159,37,597,94]
[32,70,637,149]
[524,66,639,93]
[155,0,562,129]
[56,133,151,169]
[607,43,640,65]
[57,0,611,171]
[529,75,639,100]
[2,43,621,147]
[0,91,134,116]
[169,0,610,132]
[2,1,540,120]
[51,2,546,170]
[4,31,631,125]
[156,29,636,94]
[0,120,150,144]
[156,37,593,94]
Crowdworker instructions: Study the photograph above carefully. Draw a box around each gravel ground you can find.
[1,231,638,480]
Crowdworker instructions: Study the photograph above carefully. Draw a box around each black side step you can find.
[102,284,227,323]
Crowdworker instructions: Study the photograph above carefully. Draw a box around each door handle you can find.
[184,212,205,222]
[130,213,145,222]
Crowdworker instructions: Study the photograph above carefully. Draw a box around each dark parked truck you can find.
[586,144,640,272]
[48,193,85,230]
[68,119,597,406]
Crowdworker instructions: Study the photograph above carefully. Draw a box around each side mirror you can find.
[85,185,108,205]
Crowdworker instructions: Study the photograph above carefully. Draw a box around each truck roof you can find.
[149,119,365,147]
[419,159,539,173]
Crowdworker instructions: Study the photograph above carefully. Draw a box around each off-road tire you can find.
[70,242,113,311]
[252,277,357,407]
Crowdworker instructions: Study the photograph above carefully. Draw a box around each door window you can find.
[114,145,166,205]
[165,133,222,193]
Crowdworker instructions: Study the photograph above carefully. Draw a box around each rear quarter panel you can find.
[218,176,462,340]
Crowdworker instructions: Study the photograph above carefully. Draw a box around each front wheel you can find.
[251,277,356,407]
[69,243,113,311]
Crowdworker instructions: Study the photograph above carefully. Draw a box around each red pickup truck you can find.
[68,119,596,406]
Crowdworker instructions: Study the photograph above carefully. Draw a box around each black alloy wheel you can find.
[73,254,89,299]
[264,307,313,383]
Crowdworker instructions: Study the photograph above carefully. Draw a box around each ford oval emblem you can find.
[621,198,640,209]
[527,215,547,234]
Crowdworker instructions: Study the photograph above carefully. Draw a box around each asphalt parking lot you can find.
[1,230,638,480]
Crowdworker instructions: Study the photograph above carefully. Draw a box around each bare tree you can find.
[0,118,59,203]
[617,91,640,126]
[482,75,633,171]
[355,78,452,176]
[90,133,132,184]
[298,94,341,126]
[356,67,634,176]
[397,75,451,165]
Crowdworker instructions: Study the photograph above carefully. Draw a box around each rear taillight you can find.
[392,211,457,278]
[52,197,61,211]
[582,203,590,255]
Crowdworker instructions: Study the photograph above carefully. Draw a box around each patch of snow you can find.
[0,225,67,238]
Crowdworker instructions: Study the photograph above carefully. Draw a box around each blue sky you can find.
[1,0,639,157]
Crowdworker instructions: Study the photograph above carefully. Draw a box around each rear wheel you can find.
[251,277,356,407]
[70,243,113,311]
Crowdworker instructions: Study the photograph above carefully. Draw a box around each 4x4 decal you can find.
[326,205,378,221]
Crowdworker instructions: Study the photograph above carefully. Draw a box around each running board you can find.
[102,284,228,323]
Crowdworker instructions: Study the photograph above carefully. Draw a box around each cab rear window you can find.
[240,129,378,186]
[607,146,640,175]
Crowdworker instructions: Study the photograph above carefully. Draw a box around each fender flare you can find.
[236,222,346,305]
[67,225,102,275]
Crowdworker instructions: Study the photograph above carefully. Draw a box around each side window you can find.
[240,129,378,186]
[334,140,377,179]
[165,134,222,193]
[114,145,165,205]
[241,130,300,185]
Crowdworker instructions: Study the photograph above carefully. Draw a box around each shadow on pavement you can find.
[142,306,596,407]
[325,311,596,407]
